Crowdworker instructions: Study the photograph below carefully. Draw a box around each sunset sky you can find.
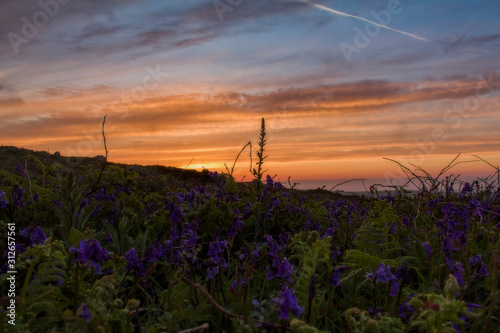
[1,0,500,188]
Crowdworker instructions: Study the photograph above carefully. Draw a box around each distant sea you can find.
[285,176,488,195]
[287,178,405,195]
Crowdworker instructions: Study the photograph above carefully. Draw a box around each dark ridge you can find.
[0,145,357,201]
[0,145,211,184]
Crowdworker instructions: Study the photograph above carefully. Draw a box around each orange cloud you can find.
[1,74,499,182]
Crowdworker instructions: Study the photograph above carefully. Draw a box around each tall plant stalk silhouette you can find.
[253,117,268,192]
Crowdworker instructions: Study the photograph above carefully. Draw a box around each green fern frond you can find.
[344,250,383,271]
[353,225,386,254]
[19,241,68,331]
[292,233,332,307]
[344,249,415,271]
[24,300,61,331]
[89,275,117,313]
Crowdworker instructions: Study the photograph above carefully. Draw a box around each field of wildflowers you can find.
[0,141,499,332]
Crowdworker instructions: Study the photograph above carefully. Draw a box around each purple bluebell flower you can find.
[206,266,219,280]
[441,237,456,257]
[80,196,92,208]
[278,230,289,245]
[120,186,131,195]
[175,193,185,204]
[466,303,482,312]
[376,263,392,284]
[269,197,280,209]
[331,270,341,287]
[205,231,228,279]
[20,226,47,246]
[80,305,91,323]
[446,258,466,287]
[15,165,25,177]
[468,199,481,216]
[208,238,227,262]
[324,228,335,237]
[228,218,244,239]
[480,200,491,213]
[266,175,274,187]
[398,302,413,319]
[265,235,280,253]
[272,286,304,320]
[70,239,111,274]
[469,254,483,266]
[53,199,64,210]
[252,299,265,313]
[208,171,219,182]
[144,243,166,264]
[180,223,199,266]
[441,202,458,216]
[347,203,357,214]
[264,235,283,280]
[171,223,179,243]
[369,263,400,296]
[453,265,466,286]
[267,267,275,280]
[401,215,411,227]
[243,202,253,218]
[182,222,199,246]
[232,260,249,289]
[422,242,432,260]
[386,222,397,234]
[12,185,25,209]
[169,206,182,224]
[276,258,294,284]
[144,201,158,216]
[478,263,489,277]
[469,254,489,278]
[388,280,400,297]
[0,190,7,210]
[396,261,409,281]
[251,247,260,262]
[381,195,393,202]
[461,182,472,193]
[457,232,467,247]
[427,197,442,211]
[332,247,342,261]
[375,265,387,283]
[95,188,106,201]
[124,248,145,275]
[164,240,182,266]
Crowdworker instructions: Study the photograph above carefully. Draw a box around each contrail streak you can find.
[299,0,428,42]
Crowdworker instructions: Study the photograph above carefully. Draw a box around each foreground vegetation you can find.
[0,139,499,332]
